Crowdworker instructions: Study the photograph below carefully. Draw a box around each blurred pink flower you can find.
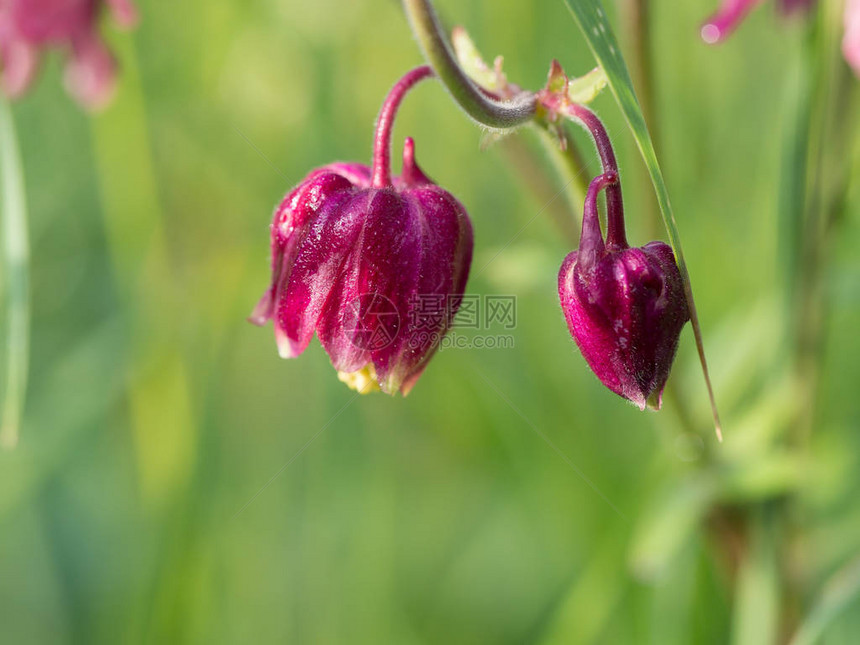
[701,0,813,44]
[703,0,860,77]
[845,0,860,76]
[0,0,137,110]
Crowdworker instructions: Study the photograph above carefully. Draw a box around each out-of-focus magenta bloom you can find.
[702,0,860,77]
[0,0,138,109]
[701,0,814,44]
[250,67,473,395]
[845,0,860,76]
[558,172,688,410]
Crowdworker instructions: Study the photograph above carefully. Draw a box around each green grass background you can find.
[2,0,860,642]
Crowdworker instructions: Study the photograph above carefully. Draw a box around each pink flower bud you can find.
[558,172,688,410]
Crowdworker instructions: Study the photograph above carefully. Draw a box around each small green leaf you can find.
[451,26,507,93]
[566,67,608,104]
[562,0,722,440]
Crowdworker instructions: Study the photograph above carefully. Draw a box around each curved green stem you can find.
[0,98,30,450]
[401,0,536,130]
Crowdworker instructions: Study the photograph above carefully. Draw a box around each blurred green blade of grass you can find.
[536,527,626,645]
[0,318,125,518]
[789,555,860,645]
[0,98,31,450]
[730,513,779,645]
[629,475,717,581]
[91,34,198,511]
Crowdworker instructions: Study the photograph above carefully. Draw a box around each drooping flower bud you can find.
[535,64,688,409]
[558,172,689,410]
[250,66,473,395]
[0,0,138,109]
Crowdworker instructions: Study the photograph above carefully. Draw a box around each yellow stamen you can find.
[337,364,381,394]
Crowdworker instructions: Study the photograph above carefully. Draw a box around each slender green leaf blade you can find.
[0,98,30,450]
[562,0,722,439]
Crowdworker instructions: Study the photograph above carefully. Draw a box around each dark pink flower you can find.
[0,0,137,109]
[250,67,473,395]
[558,172,688,410]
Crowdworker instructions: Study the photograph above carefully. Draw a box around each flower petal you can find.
[701,0,763,44]
[250,170,357,321]
[11,0,95,43]
[64,31,117,110]
[844,0,860,76]
[372,186,472,394]
[777,0,816,16]
[106,0,139,29]
[0,36,39,98]
[283,188,370,365]
[315,189,400,375]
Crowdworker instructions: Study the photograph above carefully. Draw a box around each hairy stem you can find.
[401,0,536,130]
[563,103,627,248]
[371,65,435,188]
[578,171,619,267]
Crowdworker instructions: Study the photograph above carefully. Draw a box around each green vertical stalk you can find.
[617,0,661,239]
[776,2,857,640]
[786,0,856,447]
[731,510,780,645]
[0,98,30,450]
